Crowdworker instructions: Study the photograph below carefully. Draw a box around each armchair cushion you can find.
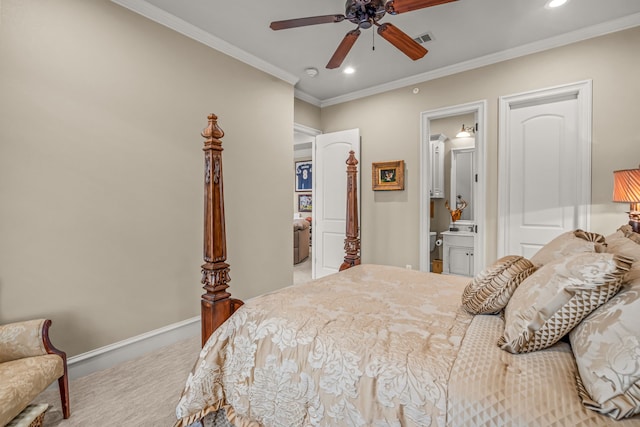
[0,319,49,363]
[0,355,64,426]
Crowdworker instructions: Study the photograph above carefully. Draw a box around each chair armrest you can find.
[0,319,50,363]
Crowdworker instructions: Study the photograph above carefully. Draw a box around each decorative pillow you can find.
[461,255,537,315]
[606,232,640,266]
[529,229,605,267]
[499,252,631,354]
[570,276,640,420]
[573,229,607,245]
[605,229,626,243]
[618,224,640,244]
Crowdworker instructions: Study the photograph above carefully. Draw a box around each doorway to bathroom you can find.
[419,101,487,276]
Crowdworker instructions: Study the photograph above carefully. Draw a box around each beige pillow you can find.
[570,276,640,420]
[499,252,631,354]
[530,229,605,267]
[461,255,537,315]
[618,224,640,244]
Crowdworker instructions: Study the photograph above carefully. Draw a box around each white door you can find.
[313,129,360,279]
[498,81,592,258]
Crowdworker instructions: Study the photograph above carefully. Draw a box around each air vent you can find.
[413,31,433,44]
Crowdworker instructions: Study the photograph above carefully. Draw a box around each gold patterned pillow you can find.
[618,224,640,244]
[570,276,640,419]
[530,230,605,267]
[462,255,537,315]
[499,252,631,354]
[573,229,606,244]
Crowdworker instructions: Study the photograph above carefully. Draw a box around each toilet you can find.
[429,231,437,252]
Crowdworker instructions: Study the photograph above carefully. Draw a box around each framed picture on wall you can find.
[298,194,312,212]
[295,160,313,192]
[372,160,405,191]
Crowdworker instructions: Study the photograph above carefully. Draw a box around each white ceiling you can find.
[113,0,640,106]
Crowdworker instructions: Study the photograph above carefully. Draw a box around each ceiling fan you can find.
[270,0,457,70]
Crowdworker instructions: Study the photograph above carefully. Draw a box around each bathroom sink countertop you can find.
[441,230,475,237]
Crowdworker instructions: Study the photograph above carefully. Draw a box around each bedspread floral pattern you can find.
[176,265,472,427]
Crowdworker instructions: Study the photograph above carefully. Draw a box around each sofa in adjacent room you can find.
[293,219,310,264]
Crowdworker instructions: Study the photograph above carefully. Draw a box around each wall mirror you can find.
[450,147,475,224]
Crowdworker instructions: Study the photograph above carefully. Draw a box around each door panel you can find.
[503,96,582,256]
[313,129,360,279]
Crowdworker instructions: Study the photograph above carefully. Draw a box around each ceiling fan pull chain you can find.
[372,27,375,51]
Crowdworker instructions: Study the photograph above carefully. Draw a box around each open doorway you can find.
[293,124,320,284]
[420,101,487,276]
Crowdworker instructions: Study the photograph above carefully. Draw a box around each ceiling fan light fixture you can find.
[271,0,458,71]
[343,66,356,74]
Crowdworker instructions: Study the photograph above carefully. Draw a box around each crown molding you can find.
[110,0,299,86]
[294,89,322,107]
[318,12,640,107]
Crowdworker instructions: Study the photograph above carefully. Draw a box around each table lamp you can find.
[613,165,640,234]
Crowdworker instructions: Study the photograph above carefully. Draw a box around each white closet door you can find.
[499,82,592,258]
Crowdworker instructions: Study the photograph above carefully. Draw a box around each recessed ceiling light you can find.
[545,0,568,9]
[343,67,355,75]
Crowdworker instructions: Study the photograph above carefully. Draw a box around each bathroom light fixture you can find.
[613,165,640,233]
[456,124,474,138]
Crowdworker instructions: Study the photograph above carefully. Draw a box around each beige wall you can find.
[0,0,294,355]
[294,99,322,130]
[321,27,640,269]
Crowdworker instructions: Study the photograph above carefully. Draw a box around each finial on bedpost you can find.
[200,113,242,347]
[202,113,225,142]
[340,151,361,271]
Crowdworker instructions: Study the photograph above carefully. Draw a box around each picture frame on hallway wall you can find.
[298,194,312,212]
[372,160,405,191]
[295,161,312,192]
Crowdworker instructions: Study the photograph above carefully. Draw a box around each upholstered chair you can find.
[0,319,70,426]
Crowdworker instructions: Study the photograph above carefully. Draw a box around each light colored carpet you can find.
[34,334,201,427]
[293,246,312,285]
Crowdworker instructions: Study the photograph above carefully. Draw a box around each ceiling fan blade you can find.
[377,23,427,60]
[386,0,457,15]
[270,15,345,30]
[326,29,361,69]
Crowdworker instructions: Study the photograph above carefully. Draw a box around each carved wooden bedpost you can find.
[200,114,243,347]
[340,150,361,271]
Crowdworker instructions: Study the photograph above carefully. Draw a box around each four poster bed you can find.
[175,114,640,427]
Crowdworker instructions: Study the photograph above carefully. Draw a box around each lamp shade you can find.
[613,167,640,202]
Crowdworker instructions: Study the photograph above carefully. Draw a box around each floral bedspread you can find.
[175,264,472,427]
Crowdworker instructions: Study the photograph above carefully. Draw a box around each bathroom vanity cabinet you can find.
[442,231,474,276]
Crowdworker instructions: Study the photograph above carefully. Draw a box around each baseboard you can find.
[65,316,200,381]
